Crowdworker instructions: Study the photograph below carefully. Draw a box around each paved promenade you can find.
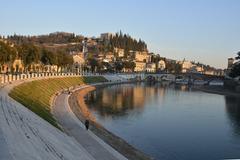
[52,85,128,160]
[0,81,95,160]
[0,76,129,160]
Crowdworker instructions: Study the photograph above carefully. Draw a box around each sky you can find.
[1,0,240,69]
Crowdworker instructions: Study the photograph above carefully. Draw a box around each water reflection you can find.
[85,82,172,117]
[225,96,240,136]
[84,83,240,160]
[86,83,146,117]
[85,83,197,118]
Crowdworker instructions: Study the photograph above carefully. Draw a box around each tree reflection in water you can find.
[85,82,170,117]
[225,96,240,136]
[83,83,240,160]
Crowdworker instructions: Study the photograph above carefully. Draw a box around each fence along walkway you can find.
[0,72,99,84]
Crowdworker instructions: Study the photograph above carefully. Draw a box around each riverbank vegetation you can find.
[9,76,107,129]
[229,51,240,78]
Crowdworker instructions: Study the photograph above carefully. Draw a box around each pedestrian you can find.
[85,119,89,130]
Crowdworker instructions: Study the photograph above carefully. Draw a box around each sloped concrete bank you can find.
[2,74,151,160]
[68,82,153,160]
[0,78,95,160]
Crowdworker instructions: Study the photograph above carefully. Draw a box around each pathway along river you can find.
[84,82,240,160]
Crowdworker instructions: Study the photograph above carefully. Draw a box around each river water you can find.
[85,82,240,160]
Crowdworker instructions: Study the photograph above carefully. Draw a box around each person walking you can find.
[85,119,90,130]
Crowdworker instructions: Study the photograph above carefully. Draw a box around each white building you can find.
[158,60,166,71]
[100,33,115,40]
[134,61,146,72]
[114,48,124,58]
[72,53,85,65]
[105,52,115,62]
[72,52,85,73]
[146,63,156,73]
[179,60,193,73]
[195,65,204,73]
[135,51,151,63]
[204,70,215,75]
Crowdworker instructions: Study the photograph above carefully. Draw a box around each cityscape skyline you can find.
[1,0,240,69]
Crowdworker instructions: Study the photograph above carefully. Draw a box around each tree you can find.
[55,50,73,72]
[174,63,182,74]
[166,61,175,73]
[107,31,148,55]
[40,49,57,65]
[88,58,98,73]
[56,50,73,68]
[229,63,240,78]
[114,61,124,72]
[123,61,136,72]
[236,51,240,60]
[0,41,17,65]
[17,43,40,66]
[230,51,240,78]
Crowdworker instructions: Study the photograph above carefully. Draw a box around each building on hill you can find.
[204,69,215,75]
[158,60,166,71]
[86,38,98,47]
[104,52,115,62]
[227,58,235,70]
[114,48,124,58]
[72,52,85,64]
[134,61,146,72]
[195,65,204,73]
[146,63,156,73]
[135,51,151,63]
[225,57,235,76]
[179,60,193,73]
[216,69,225,76]
[0,38,7,44]
[72,52,85,73]
[97,53,105,61]
[100,33,115,41]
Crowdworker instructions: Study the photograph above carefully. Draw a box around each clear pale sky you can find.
[1,0,240,69]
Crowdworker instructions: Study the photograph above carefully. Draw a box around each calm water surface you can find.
[85,83,240,160]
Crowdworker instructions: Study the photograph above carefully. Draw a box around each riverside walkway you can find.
[0,81,95,160]
[0,76,128,160]
[52,86,128,160]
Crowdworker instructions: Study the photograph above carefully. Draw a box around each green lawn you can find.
[9,76,107,129]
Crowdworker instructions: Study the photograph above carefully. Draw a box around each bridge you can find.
[143,73,224,83]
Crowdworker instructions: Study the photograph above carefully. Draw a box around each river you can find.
[85,82,240,160]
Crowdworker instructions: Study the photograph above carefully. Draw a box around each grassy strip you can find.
[9,76,107,129]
